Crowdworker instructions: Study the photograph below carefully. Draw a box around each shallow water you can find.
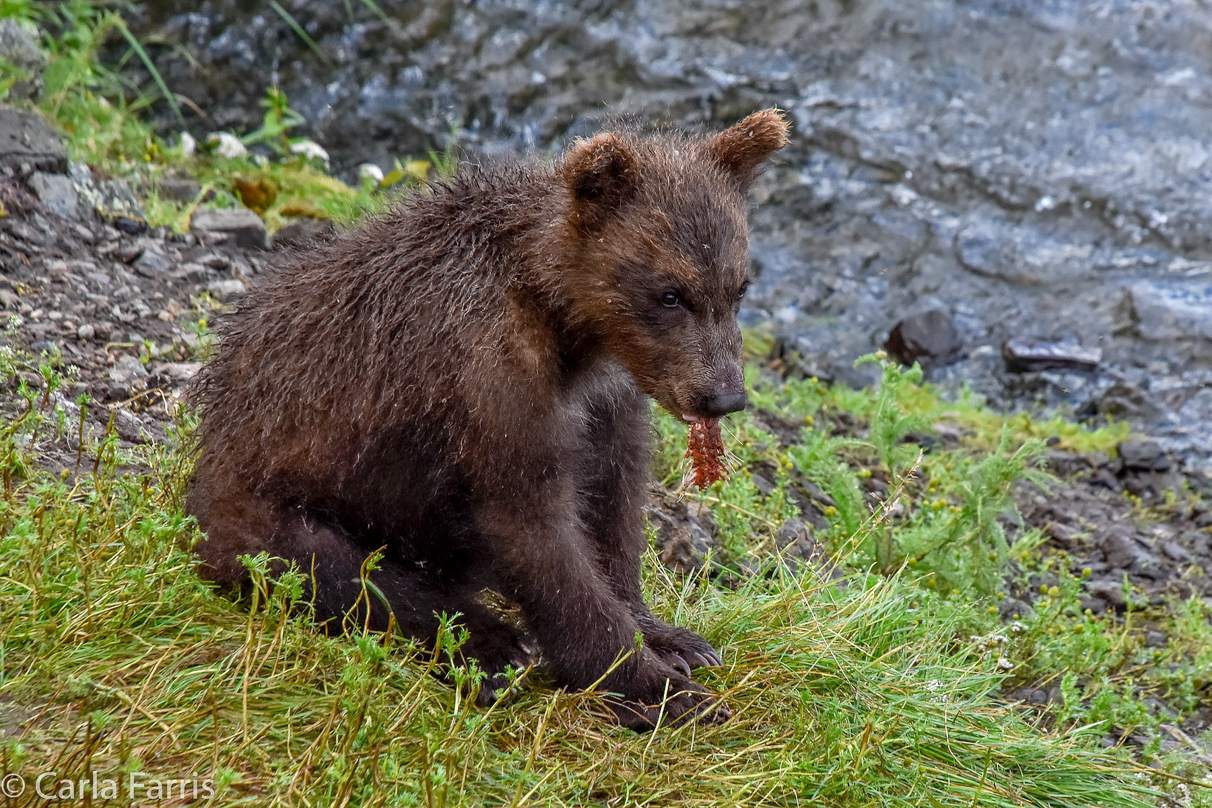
[133,0,1212,467]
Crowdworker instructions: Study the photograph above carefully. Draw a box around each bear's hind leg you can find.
[276,514,534,705]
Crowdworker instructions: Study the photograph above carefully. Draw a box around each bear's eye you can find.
[659,290,682,308]
[737,281,751,302]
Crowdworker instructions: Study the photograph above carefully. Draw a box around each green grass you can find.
[0,350,1204,807]
[1,2,438,234]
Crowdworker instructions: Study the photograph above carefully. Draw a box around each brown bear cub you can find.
[187,109,789,730]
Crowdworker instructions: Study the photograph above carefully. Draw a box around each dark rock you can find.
[26,172,79,219]
[1080,596,1107,615]
[190,208,267,250]
[1091,468,1121,492]
[0,105,65,174]
[1045,450,1090,478]
[273,217,337,249]
[999,598,1036,621]
[883,309,962,367]
[1161,541,1191,564]
[158,177,205,202]
[1100,527,1159,572]
[1144,631,1168,648]
[1117,439,1171,473]
[112,409,150,444]
[133,248,172,278]
[1085,381,1168,421]
[1002,339,1101,373]
[1085,580,1129,610]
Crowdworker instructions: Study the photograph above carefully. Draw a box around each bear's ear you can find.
[705,108,790,189]
[561,133,639,230]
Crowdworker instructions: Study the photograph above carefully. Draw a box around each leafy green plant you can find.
[241,85,306,155]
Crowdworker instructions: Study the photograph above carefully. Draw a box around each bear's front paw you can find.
[641,621,723,677]
[600,650,731,731]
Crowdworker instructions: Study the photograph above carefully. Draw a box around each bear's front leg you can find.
[579,382,722,677]
[477,475,728,730]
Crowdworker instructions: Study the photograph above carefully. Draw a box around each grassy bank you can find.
[0,352,1204,807]
[1,5,1211,805]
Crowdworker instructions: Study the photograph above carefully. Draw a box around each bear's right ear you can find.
[561,133,639,230]
[706,108,790,190]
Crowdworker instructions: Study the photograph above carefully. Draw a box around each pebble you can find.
[206,278,247,298]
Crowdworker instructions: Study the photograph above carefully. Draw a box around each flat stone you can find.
[1161,541,1191,563]
[883,309,962,367]
[154,361,203,382]
[191,208,268,250]
[26,172,79,219]
[1124,281,1212,342]
[1002,339,1100,373]
[1117,439,1171,472]
[0,105,66,173]
[207,278,247,298]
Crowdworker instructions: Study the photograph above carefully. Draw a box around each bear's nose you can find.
[702,391,748,417]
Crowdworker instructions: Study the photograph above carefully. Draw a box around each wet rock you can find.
[883,309,962,368]
[26,172,79,219]
[112,409,147,444]
[1002,339,1100,373]
[273,217,336,249]
[0,20,47,100]
[190,208,267,250]
[1124,281,1212,342]
[0,105,66,174]
[1117,439,1171,473]
[108,354,149,398]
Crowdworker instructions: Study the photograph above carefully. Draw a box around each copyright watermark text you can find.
[1,771,215,801]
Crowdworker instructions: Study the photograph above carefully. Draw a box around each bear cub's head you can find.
[557,109,789,423]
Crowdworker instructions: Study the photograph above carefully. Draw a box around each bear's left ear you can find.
[561,133,639,230]
[705,108,790,190]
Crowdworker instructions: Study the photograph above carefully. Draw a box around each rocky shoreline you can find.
[112,0,1212,473]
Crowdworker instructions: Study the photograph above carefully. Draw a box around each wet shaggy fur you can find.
[187,109,789,730]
